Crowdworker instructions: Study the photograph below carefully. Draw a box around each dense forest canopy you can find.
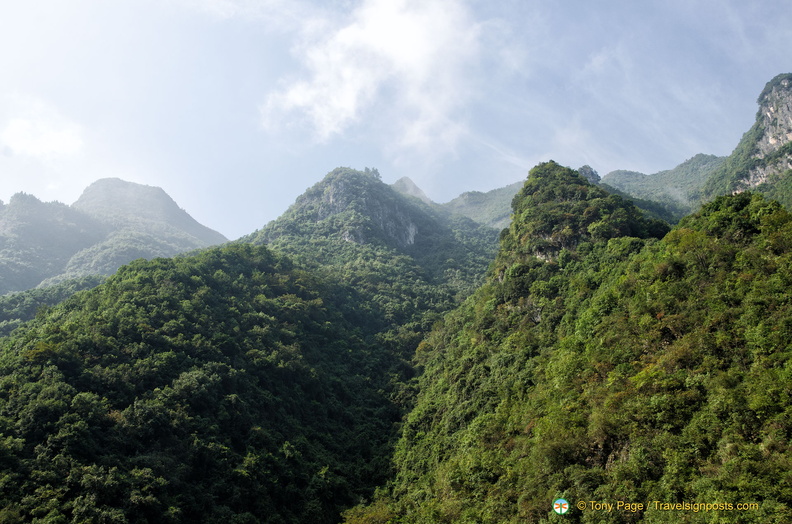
[0,244,401,523]
[346,162,792,523]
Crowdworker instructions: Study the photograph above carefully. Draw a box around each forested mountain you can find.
[4,75,792,523]
[0,194,108,294]
[436,165,684,232]
[601,154,726,220]
[0,275,106,338]
[0,244,399,523]
[0,168,499,523]
[73,178,226,247]
[242,167,498,329]
[0,179,226,294]
[440,181,524,230]
[347,161,792,522]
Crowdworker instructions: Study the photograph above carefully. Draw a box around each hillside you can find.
[73,178,226,246]
[602,154,725,220]
[0,179,226,294]
[0,194,108,294]
[437,166,680,232]
[0,244,398,523]
[347,162,792,522]
[440,181,524,230]
[242,167,498,331]
[0,275,106,337]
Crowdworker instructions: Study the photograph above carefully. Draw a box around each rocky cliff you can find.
[699,73,792,203]
[745,74,792,187]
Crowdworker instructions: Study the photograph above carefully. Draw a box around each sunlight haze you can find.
[1,0,790,238]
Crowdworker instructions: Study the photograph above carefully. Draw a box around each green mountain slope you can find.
[241,167,499,334]
[0,179,226,294]
[0,194,108,294]
[438,165,677,232]
[348,162,792,522]
[0,275,106,337]
[602,154,725,220]
[0,244,397,523]
[440,181,524,230]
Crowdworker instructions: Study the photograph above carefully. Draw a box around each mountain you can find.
[0,168,501,522]
[242,167,498,317]
[602,153,726,219]
[440,181,524,230]
[0,244,397,523]
[0,194,108,294]
[346,161,792,522]
[73,178,226,246]
[438,164,681,232]
[0,179,226,294]
[391,176,433,205]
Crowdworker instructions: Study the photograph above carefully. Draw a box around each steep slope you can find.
[701,73,792,204]
[242,167,499,335]
[73,178,226,246]
[0,244,396,523]
[0,179,226,293]
[347,162,792,522]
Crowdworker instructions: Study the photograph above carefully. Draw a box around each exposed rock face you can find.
[307,170,419,248]
[742,74,792,189]
[756,75,792,157]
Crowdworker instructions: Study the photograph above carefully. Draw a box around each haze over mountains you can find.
[1,74,792,522]
[0,178,227,295]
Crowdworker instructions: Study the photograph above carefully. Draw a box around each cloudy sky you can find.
[1,0,791,238]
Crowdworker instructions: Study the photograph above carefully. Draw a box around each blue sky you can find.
[1,0,791,238]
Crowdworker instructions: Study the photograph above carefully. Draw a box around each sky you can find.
[1,0,791,239]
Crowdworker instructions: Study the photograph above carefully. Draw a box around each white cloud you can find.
[0,94,84,158]
[261,0,480,156]
[168,0,317,30]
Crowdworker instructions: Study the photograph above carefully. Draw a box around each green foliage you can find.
[602,154,726,220]
[241,167,498,344]
[0,275,106,338]
[351,163,792,522]
[441,181,525,230]
[699,124,765,200]
[0,243,398,522]
[0,180,226,294]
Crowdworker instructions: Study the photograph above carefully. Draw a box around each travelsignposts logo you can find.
[553,498,569,515]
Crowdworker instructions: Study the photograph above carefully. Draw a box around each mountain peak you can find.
[251,167,425,249]
[73,178,226,245]
[391,176,433,204]
[499,161,668,264]
[74,178,180,221]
